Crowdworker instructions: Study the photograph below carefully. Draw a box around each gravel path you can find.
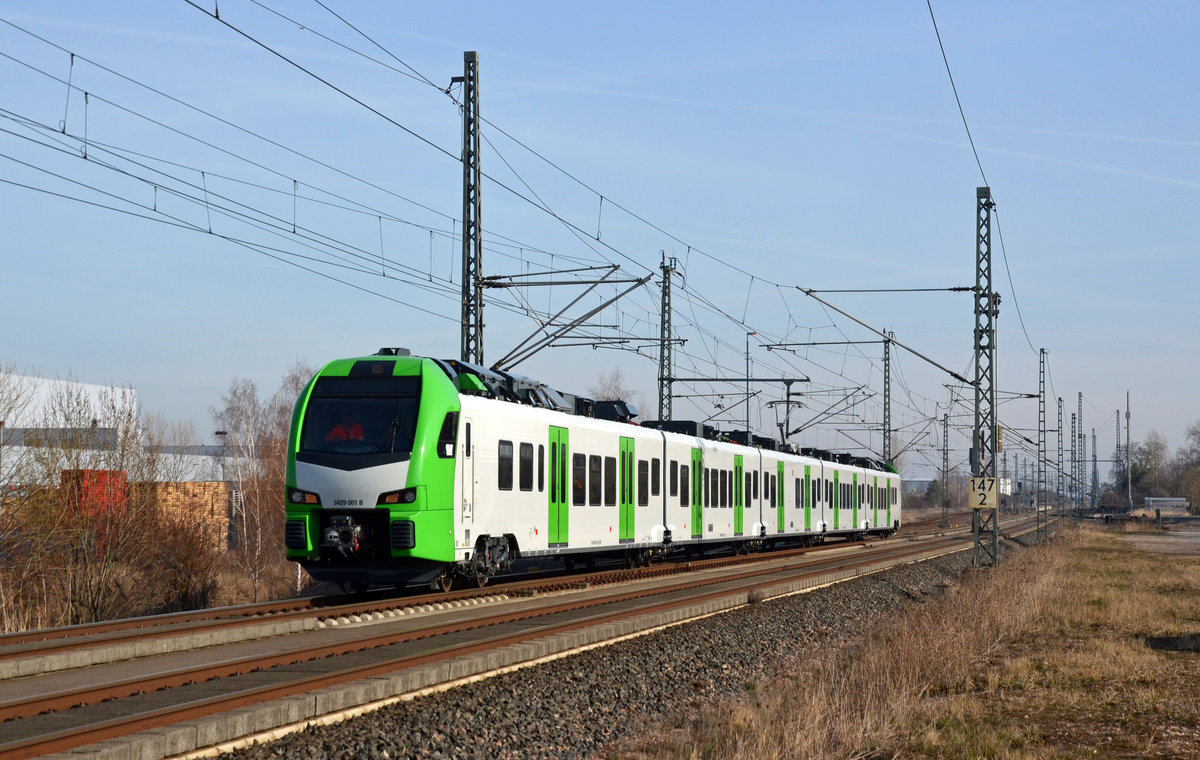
[227,550,973,760]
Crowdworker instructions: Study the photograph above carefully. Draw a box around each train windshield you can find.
[298,376,422,462]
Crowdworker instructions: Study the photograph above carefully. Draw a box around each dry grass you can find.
[608,526,1200,759]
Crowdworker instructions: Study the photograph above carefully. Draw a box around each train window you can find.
[811,479,818,508]
[538,444,545,492]
[604,456,616,506]
[651,458,661,497]
[670,460,678,496]
[711,469,719,508]
[572,453,586,506]
[638,460,649,506]
[437,412,458,458]
[744,473,751,507]
[519,443,534,492]
[795,478,802,509]
[589,456,603,506]
[752,471,759,501]
[498,440,514,491]
[703,468,710,508]
[465,423,471,458]
[768,473,776,508]
[680,464,689,507]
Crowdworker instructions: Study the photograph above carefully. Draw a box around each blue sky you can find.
[2,1,1197,482]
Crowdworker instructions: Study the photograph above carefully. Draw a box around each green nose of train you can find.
[284,350,464,589]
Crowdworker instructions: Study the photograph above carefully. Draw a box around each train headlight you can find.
[288,488,321,505]
[379,488,418,505]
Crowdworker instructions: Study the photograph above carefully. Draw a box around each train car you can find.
[284,348,901,590]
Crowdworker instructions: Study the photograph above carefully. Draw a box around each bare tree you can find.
[210,362,315,602]
[143,412,202,482]
[0,364,41,631]
[1140,429,1170,498]
[587,367,643,418]
[2,380,164,625]
[212,378,270,601]
[1171,422,1200,515]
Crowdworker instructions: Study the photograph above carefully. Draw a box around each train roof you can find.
[358,348,896,473]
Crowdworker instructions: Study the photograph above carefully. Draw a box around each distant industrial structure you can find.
[1,373,233,551]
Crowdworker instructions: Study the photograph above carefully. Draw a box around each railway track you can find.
[0,515,1041,760]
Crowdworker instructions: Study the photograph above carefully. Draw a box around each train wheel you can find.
[474,573,490,588]
[431,569,454,593]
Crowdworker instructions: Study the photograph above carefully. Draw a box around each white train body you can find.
[454,393,900,562]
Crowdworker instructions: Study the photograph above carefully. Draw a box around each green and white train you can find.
[284,349,902,590]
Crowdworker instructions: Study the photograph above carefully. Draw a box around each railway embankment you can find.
[221,547,980,760]
[217,521,1200,760]
[618,521,1200,759]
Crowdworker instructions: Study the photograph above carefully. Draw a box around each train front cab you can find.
[284,356,461,588]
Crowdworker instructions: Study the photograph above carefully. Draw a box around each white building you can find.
[0,372,219,485]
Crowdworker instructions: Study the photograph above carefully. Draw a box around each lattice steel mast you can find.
[1078,393,1085,511]
[456,51,483,364]
[941,410,950,528]
[883,331,893,463]
[1037,348,1047,541]
[1057,397,1064,513]
[972,187,1000,567]
[1070,412,1077,514]
[657,256,677,421]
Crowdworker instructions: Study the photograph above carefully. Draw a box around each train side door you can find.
[461,418,474,523]
[833,470,840,530]
[873,475,879,529]
[619,436,635,543]
[548,425,569,547]
[804,465,812,532]
[690,447,703,539]
[777,460,786,533]
[733,454,744,536]
[852,472,859,529]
